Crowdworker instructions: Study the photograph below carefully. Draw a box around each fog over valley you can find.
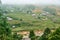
[1,0,60,5]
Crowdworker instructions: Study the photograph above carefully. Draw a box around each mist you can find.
[1,0,60,5]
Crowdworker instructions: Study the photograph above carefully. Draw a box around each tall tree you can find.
[39,28,51,40]
[0,6,12,40]
[48,27,60,40]
[13,32,22,40]
[29,30,35,40]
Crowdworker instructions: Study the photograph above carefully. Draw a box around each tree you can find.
[13,32,22,40]
[44,28,51,35]
[29,30,35,40]
[48,27,60,40]
[0,6,12,40]
[43,7,56,15]
[39,28,51,40]
[13,33,18,40]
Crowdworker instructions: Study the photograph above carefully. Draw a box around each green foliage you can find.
[7,13,60,31]
[20,19,23,21]
[0,8,3,16]
[44,28,51,35]
[21,21,33,26]
[39,27,60,40]
[43,7,56,15]
[29,30,35,40]
[39,28,51,40]
[53,18,60,24]
[48,27,60,40]
[0,6,12,40]
[13,32,22,40]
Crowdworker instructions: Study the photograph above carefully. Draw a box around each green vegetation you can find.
[39,28,51,40]
[0,6,22,40]
[43,7,56,15]
[48,27,60,40]
[38,27,60,40]
[13,32,22,40]
[0,7,12,40]
[0,4,60,40]
[29,30,35,40]
[6,13,60,31]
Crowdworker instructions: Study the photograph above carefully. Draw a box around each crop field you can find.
[6,12,60,32]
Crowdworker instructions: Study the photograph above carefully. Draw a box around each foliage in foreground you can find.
[39,28,51,40]
[48,27,60,40]
[13,32,22,40]
[0,7,12,40]
[29,30,35,40]
[0,7,22,40]
[39,27,60,40]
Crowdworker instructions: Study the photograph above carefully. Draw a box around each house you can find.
[17,31,29,38]
[34,30,44,36]
[12,25,16,28]
[32,14,36,17]
[7,17,13,21]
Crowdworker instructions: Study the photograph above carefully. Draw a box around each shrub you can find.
[39,28,51,40]
[29,30,35,40]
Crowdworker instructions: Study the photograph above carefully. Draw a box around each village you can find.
[0,0,60,40]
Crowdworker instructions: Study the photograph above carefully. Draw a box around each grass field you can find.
[6,12,60,31]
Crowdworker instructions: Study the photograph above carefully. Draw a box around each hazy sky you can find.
[1,0,60,5]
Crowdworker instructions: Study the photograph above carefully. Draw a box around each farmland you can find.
[1,3,60,40]
[6,11,60,31]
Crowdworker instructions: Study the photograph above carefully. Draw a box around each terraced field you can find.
[6,12,60,31]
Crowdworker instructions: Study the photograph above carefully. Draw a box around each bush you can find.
[0,7,12,40]
[39,28,51,40]
[48,27,60,40]
[20,19,23,21]
[13,32,22,40]
[29,30,35,40]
